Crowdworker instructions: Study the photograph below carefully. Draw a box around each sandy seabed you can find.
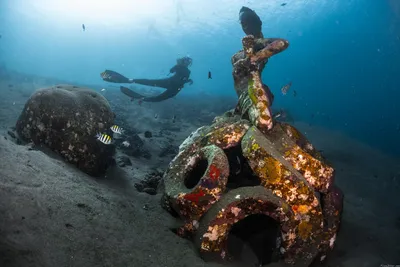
[0,74,399,267]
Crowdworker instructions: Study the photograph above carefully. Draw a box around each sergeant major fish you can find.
[110,125,123,134]
[96,133,112,145]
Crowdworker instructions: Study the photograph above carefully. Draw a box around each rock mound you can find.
[16,84,115,176]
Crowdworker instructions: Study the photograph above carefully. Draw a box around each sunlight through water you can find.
[4,0,334,35]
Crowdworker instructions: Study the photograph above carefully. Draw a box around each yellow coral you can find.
[298,221,312,240]
[251,143,260,151]
[248,79,258,105]
[259,156,282,184]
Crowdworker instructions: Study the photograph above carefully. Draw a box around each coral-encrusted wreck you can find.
[161,7,343,267]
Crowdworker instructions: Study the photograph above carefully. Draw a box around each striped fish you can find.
[110,125,123,134]
[96,133,112,145]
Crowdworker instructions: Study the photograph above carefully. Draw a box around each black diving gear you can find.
[101,70,131,83]
[239,6,263,38]
[100,56,193,102]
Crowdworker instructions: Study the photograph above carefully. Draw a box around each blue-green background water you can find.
[0,0,399,156]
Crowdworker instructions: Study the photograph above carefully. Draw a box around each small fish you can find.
[273,109,287,120]
[82,24,85,31]
[273,113,281,119]
[110,125,123,134]
[154,113,158,119]
[293,90,297,97]
[208,71,212,79]
[281,3,287,6]
[101,88,106,92]
[281,81,292,95]
[122,140,130,147]
[96,133,112,145]
[172,115,176,123]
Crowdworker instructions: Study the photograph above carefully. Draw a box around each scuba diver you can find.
[100,56,193,102]
[239,6,263,38]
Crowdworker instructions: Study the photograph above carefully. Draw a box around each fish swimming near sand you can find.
[122,140,130,147]
[96,133,112,145]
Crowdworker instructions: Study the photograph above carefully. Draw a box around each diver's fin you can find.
[101,70,132,83]
[120,86,146,99]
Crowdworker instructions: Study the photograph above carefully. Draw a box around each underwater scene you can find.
[0,0,399,266]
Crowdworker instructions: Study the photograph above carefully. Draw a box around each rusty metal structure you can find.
[161,7,343,267]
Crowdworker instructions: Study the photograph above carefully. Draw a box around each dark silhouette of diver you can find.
[100,56,193,102]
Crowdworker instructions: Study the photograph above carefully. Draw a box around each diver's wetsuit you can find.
[127,64,191,102]
[101,63,192,102]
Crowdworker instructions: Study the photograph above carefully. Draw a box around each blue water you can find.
[0,0,399,156]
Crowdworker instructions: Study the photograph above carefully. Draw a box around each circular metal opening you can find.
[227,214,281,266]
[184,158,208,189]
